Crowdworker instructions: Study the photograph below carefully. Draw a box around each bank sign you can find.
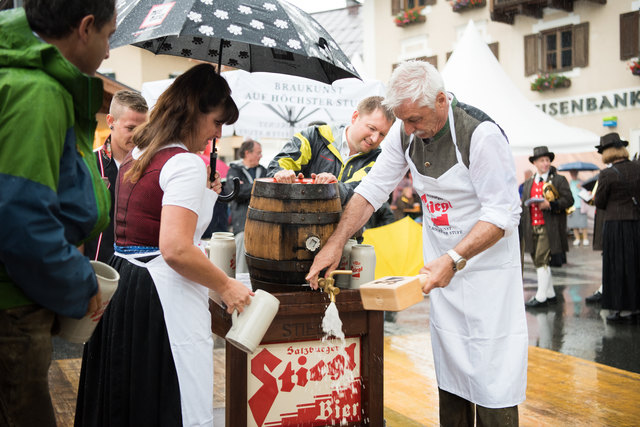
[247,338,362,427]
[535,86,640,118]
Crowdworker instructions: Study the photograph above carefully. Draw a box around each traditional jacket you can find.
[521,166,573,255]
[0,9,110,317]
[267,124,380,204]
[594,160,640,222]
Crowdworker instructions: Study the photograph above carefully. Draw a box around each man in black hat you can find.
[521,146,574,307]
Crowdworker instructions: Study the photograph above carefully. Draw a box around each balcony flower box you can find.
[450,0,486,12]
[394,9,426,27]
[530,73,571,92]
[629,58,640,76]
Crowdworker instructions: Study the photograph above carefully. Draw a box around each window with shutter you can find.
[523,23,589,76]
[391,0,402,15]
[573,23,588,68]
[524,34,539,76]
[620,11,639,60]
[391,0,434,15]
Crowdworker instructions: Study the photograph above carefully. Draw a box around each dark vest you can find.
[400,98,507,179]
[115,147,187,247]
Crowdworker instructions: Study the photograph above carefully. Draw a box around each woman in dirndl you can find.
[75,64,254,426]
[593,133,640,323]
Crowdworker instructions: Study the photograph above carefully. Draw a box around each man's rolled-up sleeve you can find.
[468,122,522,237]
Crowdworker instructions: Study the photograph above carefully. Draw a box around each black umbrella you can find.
[111,0,360,200]
[111,0,359,84]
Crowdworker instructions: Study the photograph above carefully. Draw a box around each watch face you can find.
[456,259,466,270]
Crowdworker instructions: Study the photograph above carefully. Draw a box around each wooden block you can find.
[359,275,427,311]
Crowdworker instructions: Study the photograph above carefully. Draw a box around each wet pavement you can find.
[383,240,640,376]
[54,239,640,377]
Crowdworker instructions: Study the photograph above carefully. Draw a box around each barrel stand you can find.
[210,289,384,426]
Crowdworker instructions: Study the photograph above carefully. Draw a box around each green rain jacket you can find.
[0,9,110,318]
[267,124,381,204]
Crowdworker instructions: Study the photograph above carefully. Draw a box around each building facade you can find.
[362,0,640,157]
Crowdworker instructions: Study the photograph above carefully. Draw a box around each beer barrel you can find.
[244,178,342,292]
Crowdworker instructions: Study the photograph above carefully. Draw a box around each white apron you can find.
[115,192,217,427]
[407,107,528,408]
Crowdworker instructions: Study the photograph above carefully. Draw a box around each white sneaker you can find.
[583,239,589,246]
[573,239,580,246]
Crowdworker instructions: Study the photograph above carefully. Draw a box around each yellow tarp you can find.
[362,216,424,279]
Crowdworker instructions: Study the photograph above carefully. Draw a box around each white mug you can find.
[225,289,280,353]
[212,232,234,239]
[209,236,236,278]
[335,238,357,288]
[58,261,120,343]
[349,244,376,289]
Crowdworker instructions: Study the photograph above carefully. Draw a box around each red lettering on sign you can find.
[248,343,360,426]
[249,349,282,426]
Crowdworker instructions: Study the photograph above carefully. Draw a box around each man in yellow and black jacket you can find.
[267,96,395,204]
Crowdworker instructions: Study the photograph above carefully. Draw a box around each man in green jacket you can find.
[0,1,115,425]
[268,96,395,204]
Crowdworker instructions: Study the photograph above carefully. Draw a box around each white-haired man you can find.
[307,61,527,425]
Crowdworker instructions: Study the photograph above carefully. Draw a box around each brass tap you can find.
[318,270,351,302]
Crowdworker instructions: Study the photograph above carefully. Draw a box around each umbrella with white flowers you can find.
[110,0,360,84]
[111,0,360,200]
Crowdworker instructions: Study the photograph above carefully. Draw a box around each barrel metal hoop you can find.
[252,181,339,200]
[245,254,312,273]
[247,208,341,225]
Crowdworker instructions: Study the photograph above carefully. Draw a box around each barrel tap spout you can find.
[318,270,351,303]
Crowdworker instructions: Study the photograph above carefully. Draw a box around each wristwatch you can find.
[446,249,467,272]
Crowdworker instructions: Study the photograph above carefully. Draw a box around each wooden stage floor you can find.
[51,335,640,426]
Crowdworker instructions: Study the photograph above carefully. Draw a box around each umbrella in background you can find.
[557,161,600,172]
[362,217,424,280]
[110,0,359,84]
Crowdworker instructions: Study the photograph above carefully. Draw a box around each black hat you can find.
[595,132,628,154]
[529,146,555,163]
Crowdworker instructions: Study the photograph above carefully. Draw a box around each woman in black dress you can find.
[75,64,254,426]
[593,133,640,322]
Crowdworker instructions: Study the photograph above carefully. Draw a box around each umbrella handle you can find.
[219,177,239,202]
[210,137,238,202]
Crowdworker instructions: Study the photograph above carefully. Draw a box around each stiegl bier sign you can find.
[247,337,362,427]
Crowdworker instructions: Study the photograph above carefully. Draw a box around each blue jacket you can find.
[0,9,110,318]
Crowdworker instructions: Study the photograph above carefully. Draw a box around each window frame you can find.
[392,0,434,15]
[540,25,574,73]
[620,11,639,60]
[524,23,588,76]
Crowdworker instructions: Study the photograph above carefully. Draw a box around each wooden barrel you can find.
[244,178,342,292]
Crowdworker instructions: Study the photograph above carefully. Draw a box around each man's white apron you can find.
[407,107,528,408]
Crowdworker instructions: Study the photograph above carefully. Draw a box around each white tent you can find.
[442,21,600,158]
[141,71,385,140]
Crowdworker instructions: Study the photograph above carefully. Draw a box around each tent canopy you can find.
[141,71,385,140]
[442,21,599,157]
